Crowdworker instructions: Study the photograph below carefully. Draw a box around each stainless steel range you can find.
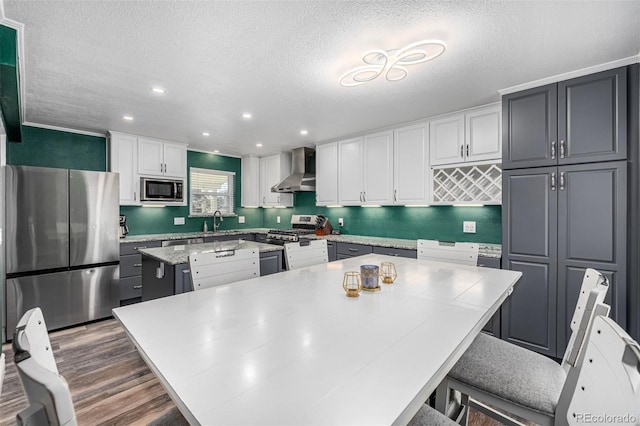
[265,215,319,244]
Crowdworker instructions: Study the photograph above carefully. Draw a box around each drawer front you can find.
[254,233,268,243]
[336,242,373,257]
[120,276,142,300]
[120,254,143,277]
[477,256,501,269]
[120,240,161,255]
[372,246,417,259]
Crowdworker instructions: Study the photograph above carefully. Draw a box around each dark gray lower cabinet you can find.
[142,250,284,300]
[478,256,502,338]
[336,242,373,259]
[119,240,161,305]
[326,241,337,262]
[372,246,417,258]
[502,161,627,358]
[204,233,255,243]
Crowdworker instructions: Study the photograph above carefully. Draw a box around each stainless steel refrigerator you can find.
[4,165,119,334]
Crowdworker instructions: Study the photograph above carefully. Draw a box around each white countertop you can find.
[113,254,520,425]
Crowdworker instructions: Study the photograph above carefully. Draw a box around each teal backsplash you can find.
[263,192,501,244]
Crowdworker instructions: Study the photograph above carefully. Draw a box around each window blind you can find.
[189,167,235,216]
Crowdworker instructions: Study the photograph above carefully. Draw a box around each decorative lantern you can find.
[380,262,397,284]
[343,271,362,297]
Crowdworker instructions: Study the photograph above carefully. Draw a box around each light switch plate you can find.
[238,216,245,224]
[463,221,476,233]
[174,217,185,225]
[277,216,281,224]
[338,218,344,227]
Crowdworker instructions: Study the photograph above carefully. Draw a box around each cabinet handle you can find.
[551,141,556,160]
[348,248,359,252]
[363,192,366,202]
[359,192,363,202]
[133,285,142,289]
[387,253,399,257]
[160,163,163,173]
[134,246,147,250]
[551,172,556,191]
[560,140,566,159]
[559,172,566,191]
[133,263,142,267]
[277,195,281,204]
[394,189,397,202]
[460,145,464,158]
[466,144,469,157]
[263,196,266,204]
[134,191,136,201]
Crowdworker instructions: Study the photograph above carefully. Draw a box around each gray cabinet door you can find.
[558,67,627,165]
[556,161,627,354]
[260,251,283,276]
[326,241,337,262]
[502,84,557,170]
[501,167,558,357]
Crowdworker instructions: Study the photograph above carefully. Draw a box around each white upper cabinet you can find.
[465,104,501,162]
[394,123,429,204]
[363,131,394,205]
[138,137,187,178]
[260,153,293,207]
[338,137,364,205]
[241,156,260,207]
[315,142,338,206]
[109,132,139,206]
[429,103,501,166]
[430,113,465,166]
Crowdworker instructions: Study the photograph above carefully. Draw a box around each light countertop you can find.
[120,228,271,243]
[138,239,283,265]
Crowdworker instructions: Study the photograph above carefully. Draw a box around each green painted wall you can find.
[263,192,502,244]
[7,125,106,170]
[0,24,21,141]
[121,151,263,235]
[0,25,17,65]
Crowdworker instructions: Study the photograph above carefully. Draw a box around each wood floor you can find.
[1,318,526,426]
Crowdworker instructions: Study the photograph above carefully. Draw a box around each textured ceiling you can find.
[2,0,640,156]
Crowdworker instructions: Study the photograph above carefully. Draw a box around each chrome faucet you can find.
[213,210,224,232]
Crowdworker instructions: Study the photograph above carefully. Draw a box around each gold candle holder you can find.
[380,262,397,284]
[343,271,362,297]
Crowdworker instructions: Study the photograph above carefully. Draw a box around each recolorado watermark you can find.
[574,413,638,424]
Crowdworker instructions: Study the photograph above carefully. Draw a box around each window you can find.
[189,168,236,216]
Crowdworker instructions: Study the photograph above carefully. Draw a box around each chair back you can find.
[284,240,329,270]
[557,316,640,425]
[13,308,77,426]
[417,240,479,266]
[189,248,259,291]
[561,268,610,370]
[13,307,58,374]
[0,352,5,397]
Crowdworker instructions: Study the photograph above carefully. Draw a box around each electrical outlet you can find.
[338,217,344,227]
[463,221,476,233]
[238,216,245,224]
[174,217,185,225]
[277,216,281,224]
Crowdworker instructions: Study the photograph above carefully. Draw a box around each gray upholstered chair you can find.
[409,404,459,426]
[13,307,78,426]
[436,268,610,426]
[284,239,328,270]
[189,247,259,291]
[417,239,479,266]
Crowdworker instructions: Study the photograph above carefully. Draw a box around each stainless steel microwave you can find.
[140,177,184,202]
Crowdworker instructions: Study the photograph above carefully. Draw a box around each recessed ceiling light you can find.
[123,115,134,121]
[151,87,165,94]
[202,132,210,136]
[256,143,263,147]
[300,130,308,136]
[213,149,220,153]
[242,113,252,119]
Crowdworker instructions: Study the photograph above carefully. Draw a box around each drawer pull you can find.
[387,253,399,257]
[348,248,359,252]
[133,285,142,289]
[133,263,142,267]
[134,246,147,250]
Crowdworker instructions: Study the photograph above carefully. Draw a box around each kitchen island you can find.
[137,240,284,301]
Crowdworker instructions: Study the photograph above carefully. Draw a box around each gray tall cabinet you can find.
[501,66,628,357]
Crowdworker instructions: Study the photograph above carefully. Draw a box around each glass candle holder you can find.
[360,265,380,291]
[343,271,362,297]
[380,262,397,284]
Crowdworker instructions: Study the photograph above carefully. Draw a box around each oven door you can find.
[141,178,183,201]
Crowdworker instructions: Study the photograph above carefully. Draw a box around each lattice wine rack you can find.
[432,163,502,204]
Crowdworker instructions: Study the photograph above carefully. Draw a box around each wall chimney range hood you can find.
[272,147,316,193]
